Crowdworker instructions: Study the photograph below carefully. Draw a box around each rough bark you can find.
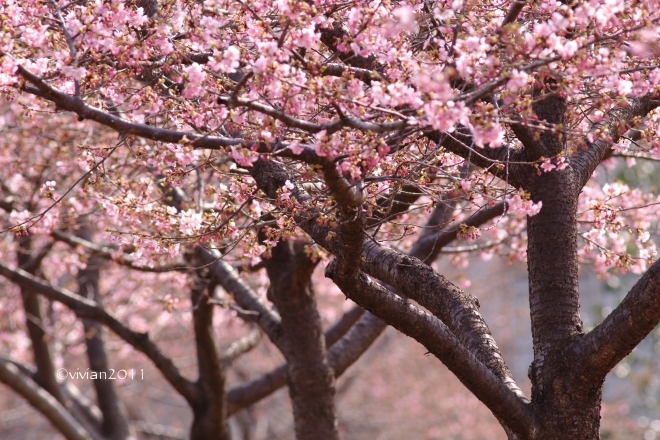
[524,85,596,438]
[525,167,599,437]
[325,263,539,439]
[264,240,339,440]
[327,164,537,438]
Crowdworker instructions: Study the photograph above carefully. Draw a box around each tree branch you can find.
[15,237,66,405]
[226,307,385,415]
[61,382,104,436]
[196,248,286,352]
[410,202,507,264]
[0,262,200,406]
[425,129,529,187]
[576,259,660,382]
[189,279,229,439]
[76,229,134,440]
[250,159,526,402]
[323,306,365,345]
[501,0,527,26]
[325,263,539,439]
[319,22,378,71]
[263,240,338,440]
[218,95,407,135]
[220,327,262,366]
[572,95,660,189]
[17,66,241,150]
[0,357,93,440]
[509,120,538,154]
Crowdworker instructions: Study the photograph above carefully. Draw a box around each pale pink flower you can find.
[61,65,87,80]
[540,159,556,173]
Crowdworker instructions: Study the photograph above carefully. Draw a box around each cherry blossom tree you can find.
[1,0,660,438]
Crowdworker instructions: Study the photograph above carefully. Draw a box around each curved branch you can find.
[250,159,526,402]
[410,202,507,264]
[509,120,538,154]
[218,95,408,135]
[17,66,240,150]
[220,327,262,366]
[0,262,200,406]
[196,248,286,352]
[325,263,539,439]
[425,129,529,187]
[501,0,528,26]
[575,259,660,382]
[16,237,66,405]
[0,357,92,440]
[226,308,385,415]
[0,356,105,439]
[572,95,660,189]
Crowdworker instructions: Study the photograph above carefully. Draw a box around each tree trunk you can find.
[77,228,134,440]
[16,236,65,403]
[265,240,339,440]
[526,163,601,437]
[190,281,230,440]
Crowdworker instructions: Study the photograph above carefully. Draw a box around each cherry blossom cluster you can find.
[0,0,659,321]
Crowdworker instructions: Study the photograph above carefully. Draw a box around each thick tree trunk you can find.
[532,356,602,439]
[265,240,339,440]
[521,84,602,438]
[526,183,603,438]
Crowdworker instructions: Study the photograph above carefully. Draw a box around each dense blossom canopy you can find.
[1,0,659,275]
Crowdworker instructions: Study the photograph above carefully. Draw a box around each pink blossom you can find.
[287,141,303,155]
[557,40,579,59]
[253,57,270,74]
[540,159,556,173]
[470,122,504,148]
[507,193,543,217]
[555,156,569,170]
[40,180,56,198]
[295,25,319,49]
[507,70,529,92]
[230,146,258,167]
[61,65,87,80]
[0,57,17,85]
